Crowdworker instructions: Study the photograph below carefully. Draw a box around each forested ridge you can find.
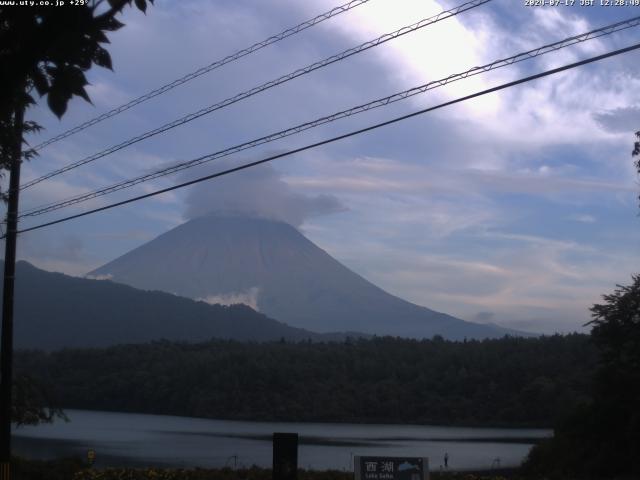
[16,334,595,427]
[3,261,335,350]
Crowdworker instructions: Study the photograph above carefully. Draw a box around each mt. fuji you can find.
[89,215,522,340]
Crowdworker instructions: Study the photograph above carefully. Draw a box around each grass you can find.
[11,457,526,480]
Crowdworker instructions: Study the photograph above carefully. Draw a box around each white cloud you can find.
[570,213,596,223]
[86,273,113,281]
[85,81,132,110]
[305,226,636,333]
[182,162,346,226]
[197,287,260,311]
[287,155,634,201]
[593,106,640,134]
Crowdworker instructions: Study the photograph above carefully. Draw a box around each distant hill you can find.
[90,215,526,340]
[2,260,336,350]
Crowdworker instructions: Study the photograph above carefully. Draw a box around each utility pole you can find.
[0,104,24,480]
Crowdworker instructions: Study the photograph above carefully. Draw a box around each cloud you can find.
[593,106,640,134]
[182,161,347,226]
[85,81,131,109]
[197,287,260,311]
[304,208,638,334]
[288,156,635,220]
[570,214,596,224]
[86,273,113,281]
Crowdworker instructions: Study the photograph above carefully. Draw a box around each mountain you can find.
[2,260,336,350]
[89,215,522,339]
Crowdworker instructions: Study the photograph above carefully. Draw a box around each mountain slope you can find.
[2,260,330,350]
[90,215,522,339]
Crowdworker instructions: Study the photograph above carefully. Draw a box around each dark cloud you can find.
[593,107,640,133]
[182,162,346,226]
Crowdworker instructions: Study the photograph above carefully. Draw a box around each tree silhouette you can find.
[0,0,154,195]
[525,275,640,478]
[586,275,640,476]
[11,374,66,427]
[0,0,154,435]
[633,131,640,206]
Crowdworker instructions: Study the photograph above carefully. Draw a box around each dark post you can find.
[273,432,298,480]
[0,105,24,480]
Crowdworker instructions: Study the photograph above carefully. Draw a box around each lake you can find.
[12,409,551,471]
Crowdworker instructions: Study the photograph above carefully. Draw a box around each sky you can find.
[6,0,640,334]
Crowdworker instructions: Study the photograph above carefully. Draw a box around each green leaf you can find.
[23,92,36,107]
[66,68,93,104]
[97,14,125,32]
[47,89,68,118]
[75,85,92,104]
[46,65,93,115]
[106,0,128,8]
[76,51,93,70]
[32,68,50,96]
[94,29,110,44]
[93,46,113,70]
[134,0,147,13]
[23,121,43,133]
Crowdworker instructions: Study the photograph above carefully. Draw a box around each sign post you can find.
[273,432,298,480]
[354,456,429,480]
[87,449,96,467]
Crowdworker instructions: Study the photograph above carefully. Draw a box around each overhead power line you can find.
[11,42,640,238]
[19,15,640,219]
[21,0,492,190]
[30,0,373,152]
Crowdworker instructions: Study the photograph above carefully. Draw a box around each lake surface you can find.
[12,410,551,471]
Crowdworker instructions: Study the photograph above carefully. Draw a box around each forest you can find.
[15,333,595,427]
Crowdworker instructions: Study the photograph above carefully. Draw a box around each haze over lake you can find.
[13,410,551,471]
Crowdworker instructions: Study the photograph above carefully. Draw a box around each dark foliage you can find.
[0,0,153,197]
[11,460,522,480]
[11,373,66,427]
[633,131,640,206]
[1,0,154,429]
[3,261,330,350]
[524,276,640,479]
[0,0,153,116]
[16,334,596,427]
[11,456,85,480]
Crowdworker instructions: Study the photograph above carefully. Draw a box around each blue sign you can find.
[355,456,429,480]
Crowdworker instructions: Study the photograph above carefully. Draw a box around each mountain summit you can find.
[89,215,520,339]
